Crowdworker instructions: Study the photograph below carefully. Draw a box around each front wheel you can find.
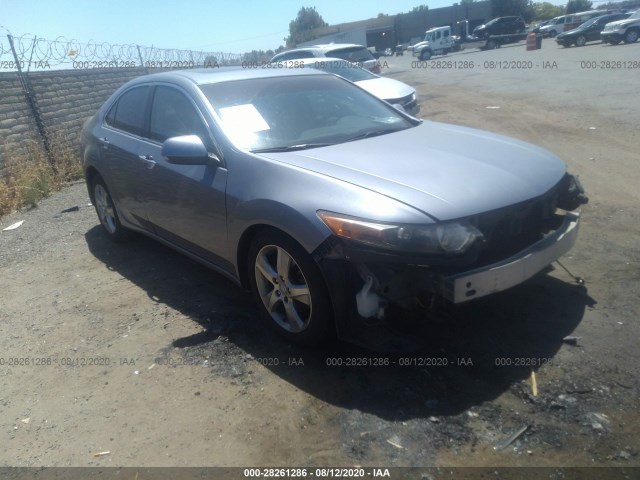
[575,35,586,47]
[248,230,332,346]
[419,50,432,61]
[624,29,638,44]
[91,176,130,242]
[548,30,557,38]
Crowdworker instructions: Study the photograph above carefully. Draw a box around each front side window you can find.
[105,86,150,136]
[149,86,209,143]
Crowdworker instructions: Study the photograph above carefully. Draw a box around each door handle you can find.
[98,137,109,150]
[138,154,156,169]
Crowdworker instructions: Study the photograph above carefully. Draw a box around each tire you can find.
[548,30,557,38]
[575,35,586,47]
[419,50,432,61]
[248,229,332,346]
[91,176,130,242]
[561,42,571,48]
[624,29,638,44]
[486,39,497,49]
[610,38,621,45]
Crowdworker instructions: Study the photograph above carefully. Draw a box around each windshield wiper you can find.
[344,129,404,143]
[252,143,333,153]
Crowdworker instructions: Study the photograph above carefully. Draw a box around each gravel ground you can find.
[1,41,639,476]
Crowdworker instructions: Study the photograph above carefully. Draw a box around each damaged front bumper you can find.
[314,208,581,342]
[440,210,580,303]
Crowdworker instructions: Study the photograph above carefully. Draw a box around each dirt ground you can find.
[1,42,639,476]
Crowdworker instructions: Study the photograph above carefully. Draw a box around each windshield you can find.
[308,60,377,82]
[628,10,640,20]
[200,75,415,152]
[580,16,600,28]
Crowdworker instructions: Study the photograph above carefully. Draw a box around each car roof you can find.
[125,67,326,87]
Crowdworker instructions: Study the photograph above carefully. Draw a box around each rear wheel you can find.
[248,229,332,346]
[91,176,130,242]
[548,30,557,38]
[610,38,621,45]
[624,29,638,44]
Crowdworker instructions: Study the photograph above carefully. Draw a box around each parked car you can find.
[297,58,419,115]
[539,15,567,37]
[529,19,552,33]
[556,12,631,46]
[384,48,393,56]
[271,44,381,73]
[601,9,640,44]
[82,68,587,346]
[472,16,526,38]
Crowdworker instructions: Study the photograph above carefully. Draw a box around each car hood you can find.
[558,26,586,37]
[355,77,414,102]
[604,18,637,29]
[258,122,567,221]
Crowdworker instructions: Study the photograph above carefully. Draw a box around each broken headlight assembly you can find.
[317,211,485,255]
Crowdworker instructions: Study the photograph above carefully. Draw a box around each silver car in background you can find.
[296,58,419,116]
[271,43,381,73]
[82,68,587,346]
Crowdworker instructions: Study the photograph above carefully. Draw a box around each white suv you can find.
[271,44,381,73]
[601,9,640,44]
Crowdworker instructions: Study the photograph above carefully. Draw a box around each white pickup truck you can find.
[412,26,462,60]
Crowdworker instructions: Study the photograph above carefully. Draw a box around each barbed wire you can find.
[0,30,244,69]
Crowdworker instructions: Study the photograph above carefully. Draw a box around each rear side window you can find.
[274,51,316,60]
[328,47,374,63]
[105,86,150,136]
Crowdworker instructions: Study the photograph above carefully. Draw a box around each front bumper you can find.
[600,31,623,42]
[440,211,580,303]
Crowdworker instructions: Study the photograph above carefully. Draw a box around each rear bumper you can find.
[440,211,580,303]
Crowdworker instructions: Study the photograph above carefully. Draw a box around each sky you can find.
[2,0,569,55]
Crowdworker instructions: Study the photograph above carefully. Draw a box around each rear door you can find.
[98,85,151,229]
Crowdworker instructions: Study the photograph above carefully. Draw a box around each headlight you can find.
[317,211,484,255]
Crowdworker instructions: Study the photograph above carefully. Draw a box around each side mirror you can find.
[162,135,220,166]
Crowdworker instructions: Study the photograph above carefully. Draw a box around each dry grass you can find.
[0,131,83,218]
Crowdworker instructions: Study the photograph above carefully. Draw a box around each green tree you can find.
[565,0,593,13]
[490,0,535,22]
[285,6,328,47]
[411,5,429,12]
[532,2,564,20]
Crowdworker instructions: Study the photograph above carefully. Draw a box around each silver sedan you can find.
[82,68,586,346]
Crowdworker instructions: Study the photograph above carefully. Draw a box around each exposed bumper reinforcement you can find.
[441,211,580,303]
